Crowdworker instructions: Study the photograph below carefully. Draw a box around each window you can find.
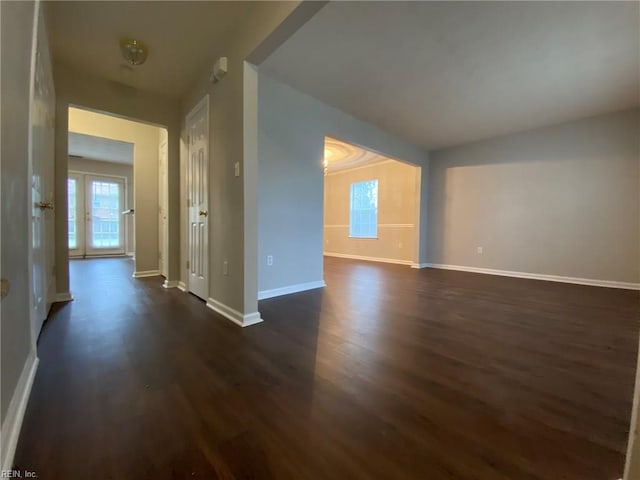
[349,179,378,238]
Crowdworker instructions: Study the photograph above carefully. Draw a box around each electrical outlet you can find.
[234,162,240,177]
[223,261,228,275]
[267,255,273,266]
[476,246,483,254]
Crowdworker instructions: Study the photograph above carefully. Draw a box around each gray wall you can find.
[1,0,35,423]
[257,73,429,294]
[428,108,640,284]
[68,158,134,254]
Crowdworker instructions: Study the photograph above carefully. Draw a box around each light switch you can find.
[234,162,240,177]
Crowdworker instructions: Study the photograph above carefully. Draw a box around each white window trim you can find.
[349,179,379,239]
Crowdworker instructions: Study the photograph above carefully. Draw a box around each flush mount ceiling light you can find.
[120,39,148,66]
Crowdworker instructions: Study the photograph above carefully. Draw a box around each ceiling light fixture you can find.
[120,39,148,66]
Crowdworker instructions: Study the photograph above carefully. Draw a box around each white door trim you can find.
[159,131,169,278]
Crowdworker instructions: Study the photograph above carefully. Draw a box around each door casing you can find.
[159,130,169,278]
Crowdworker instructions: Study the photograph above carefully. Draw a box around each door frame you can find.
[159,129,169,278]
[183,95,210,297]
[68,170,129,257]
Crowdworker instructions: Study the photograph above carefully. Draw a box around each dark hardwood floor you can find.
[14,256,639,479]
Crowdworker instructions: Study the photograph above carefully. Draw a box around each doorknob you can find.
[37,201,54,210]
[199,210,208,217]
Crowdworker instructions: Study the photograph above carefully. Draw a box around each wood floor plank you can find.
[12,256,639,479]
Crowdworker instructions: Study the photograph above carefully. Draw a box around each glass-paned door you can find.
[85,175,125,255]
[68,173,126,256]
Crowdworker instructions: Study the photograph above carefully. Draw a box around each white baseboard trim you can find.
[324,252,413,266]
[162,280,179,289]
[53,291,73,303]
[258,280,326,300]
[206,297,263,327]
[425,263,640,290]
[411,263,429,269]
[132,270,161,278]
[177,281,187,292]
[126,252,135,257]
[1,349,39,470]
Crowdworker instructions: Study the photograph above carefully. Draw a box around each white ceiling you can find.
[262,1,640,149]
[46,1,254,98]
[68,132,134,165]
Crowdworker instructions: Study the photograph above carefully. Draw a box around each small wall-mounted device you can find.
[210,57,228,83]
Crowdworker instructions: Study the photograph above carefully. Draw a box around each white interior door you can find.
[186,96,209,300]
[31,147,46,331]
[84,175,126,256]
[159,130,169,277]
[30,5,56,340]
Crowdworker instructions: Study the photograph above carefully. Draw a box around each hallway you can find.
[13,257,639,479]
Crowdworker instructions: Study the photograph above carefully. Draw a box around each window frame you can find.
[348,179,379,239]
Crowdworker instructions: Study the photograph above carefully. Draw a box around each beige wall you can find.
[324,160,420,264]
[68,157,134,254]
[428,108,640,284]
[68,107,161,273]
[52,62,182,294]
